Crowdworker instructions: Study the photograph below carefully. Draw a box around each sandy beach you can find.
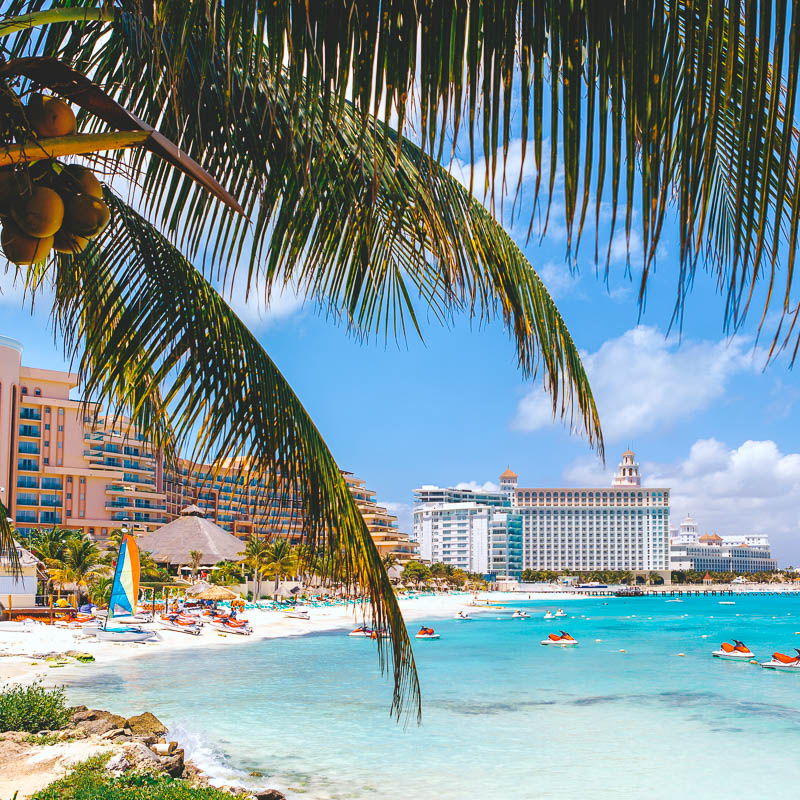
[0,592,584,686]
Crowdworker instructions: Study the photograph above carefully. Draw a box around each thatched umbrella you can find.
[184,580,213,596]
[137,507,245,567]
[191,584,240,601]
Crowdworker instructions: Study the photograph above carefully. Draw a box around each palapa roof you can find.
[137,508,245,565]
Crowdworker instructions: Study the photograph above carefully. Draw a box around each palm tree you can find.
[263,539,298,596]
[27,527,80,597]
[88,574,114,607]
[210,560,242,587]
[1,4,798,718]
[188,550,203,582]
[242,534,269,600]
[47,535,107,606]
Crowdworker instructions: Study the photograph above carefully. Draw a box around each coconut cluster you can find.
[0,94,111,265]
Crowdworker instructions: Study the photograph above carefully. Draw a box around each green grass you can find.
[32,756,252,799]
[0,682,70,733]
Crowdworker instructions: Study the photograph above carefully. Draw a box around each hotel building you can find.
[1,337,417,558]
[669,515,777,573]
[0,335,167,540]
[344,473,418,565]
[414,451,671,579]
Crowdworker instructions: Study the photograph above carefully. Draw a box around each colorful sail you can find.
[108,534,140,619]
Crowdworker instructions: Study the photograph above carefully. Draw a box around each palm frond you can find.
[0,498,21,575]
[51,192,420,720]
[8,0,800,359]
[1,5,601,450]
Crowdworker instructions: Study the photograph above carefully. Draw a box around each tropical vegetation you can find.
[45,535,107,606]
[0,681,70,733]
[32,755,250,800]
[0,2,798,718]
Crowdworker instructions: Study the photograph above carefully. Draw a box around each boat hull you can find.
[95,626,157,643]
[761,661,800,671]
[158,621,201,635]
[540,639,578,647]
[210,621,252,635]
[415,634,440,639]
[712,651,753,660]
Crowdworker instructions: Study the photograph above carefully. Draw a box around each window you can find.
[34,388,41,396]
[44,441,49,447]
[58,409,64,415]
[43,457,49,465]
[44,423,50,430]
[57,425,63,432]
[21,387,27,394]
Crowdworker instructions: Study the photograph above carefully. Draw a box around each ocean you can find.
[63,595,800,799]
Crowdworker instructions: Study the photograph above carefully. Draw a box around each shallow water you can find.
[64,596,800,799]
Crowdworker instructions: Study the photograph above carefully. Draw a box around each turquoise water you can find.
[64,596,800,799]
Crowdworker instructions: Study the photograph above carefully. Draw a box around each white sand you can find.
[0,591,578,685]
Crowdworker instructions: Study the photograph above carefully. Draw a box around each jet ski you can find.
[158,613,201,635]
[760,649,800,671]
[712,640,754,660]
[416,626,440,639]
[554,609,567,617]
[512,610,530,619]
[454,611,473,620]
[540,630,578,647]
[544,610,555,619]
[349,625,373,637]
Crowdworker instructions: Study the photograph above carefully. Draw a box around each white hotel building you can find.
[414,451,671,579]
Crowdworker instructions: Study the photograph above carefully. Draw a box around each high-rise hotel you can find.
[0,336,418,564]
[414,451,671,580]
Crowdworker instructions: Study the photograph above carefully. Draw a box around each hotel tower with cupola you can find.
[414,450,671,579]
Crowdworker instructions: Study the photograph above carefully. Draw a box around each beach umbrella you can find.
[191,585,241,601]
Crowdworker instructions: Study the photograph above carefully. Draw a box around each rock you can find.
[76,711,128,736]
[250,771,264,777]
[100,728,127,740]
[105,752,130,772]
[70,709,96,723]
[57,729,76,741]
[159,749,184,777]
[253,790,287,800]
[181,761,209,785]
[126,712,167,737]
[112,734,133,743]
[124,741,161,769]
[131,734,156,746]
[70,704,89,714]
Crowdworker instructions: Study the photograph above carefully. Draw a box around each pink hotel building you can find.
[0,337,415,561]
[0,335,167,540]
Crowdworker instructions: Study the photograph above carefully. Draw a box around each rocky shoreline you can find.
[0,705,286,800]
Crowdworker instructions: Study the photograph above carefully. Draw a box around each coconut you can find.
[11,187,64,238]
[1,221,53,264]
[57,165,103,199]
[53,229,90,254]
[26,94,77,138]
[63,194,110,238]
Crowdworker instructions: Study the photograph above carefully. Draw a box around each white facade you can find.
[669,515,776,573]
[416,501,492,574]
[414,451,671,575]
[515,451,670,573]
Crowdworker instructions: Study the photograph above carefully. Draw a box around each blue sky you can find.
[3,121,800,564]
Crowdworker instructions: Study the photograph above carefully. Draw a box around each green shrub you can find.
[0,682,70,733]
[32,756,251,799]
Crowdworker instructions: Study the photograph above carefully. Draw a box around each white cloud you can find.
[455,480,500,492]
[650,439,800,564]
[537,260,581,299]
[562,440,800,564]
[223,276,305,328]
[512,325,761,441]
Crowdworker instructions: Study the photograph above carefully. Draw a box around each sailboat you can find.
[94,534,158,643]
